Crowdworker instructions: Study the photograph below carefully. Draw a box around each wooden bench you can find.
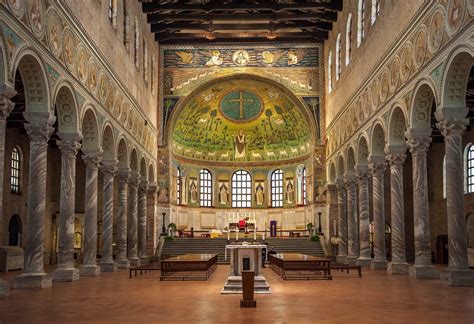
[269,253,332,280]
[330,263,362,277]
[129,261,161,279]
[160,253,218,281]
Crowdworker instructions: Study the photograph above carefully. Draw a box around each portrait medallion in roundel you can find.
[446,0,465,36]
[46,9,63,58]
[220,90,262,123]
[428,10,444,54]
[27,0,45,38]
[8,0,25,18]
[414,28,427,68]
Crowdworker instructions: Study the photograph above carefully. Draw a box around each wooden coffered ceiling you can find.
[140,0,343,45]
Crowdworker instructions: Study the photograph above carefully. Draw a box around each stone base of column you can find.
[79,265,101,276]
[409,265,439,279]
[440,268,474,286]
[356,257,372,268]
[387,262,408,274]
[52,267,80,282]
[129,258,141,267]
[116,259,130,269]
[345,256,358,265]
[0,279,10,297]
[370,259,388,270]
[100,262,118,272]
[336,255,347,264]
[14,273,52,289]
[139,256,150,264]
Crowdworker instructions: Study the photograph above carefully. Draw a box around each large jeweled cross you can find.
[228,91,254,119]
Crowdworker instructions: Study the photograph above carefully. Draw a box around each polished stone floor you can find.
[1,265,474,323]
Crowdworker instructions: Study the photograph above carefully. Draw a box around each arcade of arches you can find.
[0,0,473,322]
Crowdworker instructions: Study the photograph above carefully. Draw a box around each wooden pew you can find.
[160,253,218,281]
[330,263,362,277]
[269,253,332,280]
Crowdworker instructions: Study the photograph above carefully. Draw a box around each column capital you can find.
[128,173,140,186]
[148,182,158,193]
[83,152,102,170]
[336,178,346,191]
[57,138,81,158]
[101,160,118,176]
[117,169,131,184]
[386,152,407,167]
[25,121,54,143]
[0,95,15,120]
[368,156,386,175]
[405,130,432,155]
[355,164,369,178]
[344,172,357,187]
[436,118,468,138]
[139,180,149,193]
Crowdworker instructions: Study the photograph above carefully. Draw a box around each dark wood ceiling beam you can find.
[158,36,322,45]
[147,12,337,23]
[142,1,343,13]
[151,21,332,32]
[155,31,326,42]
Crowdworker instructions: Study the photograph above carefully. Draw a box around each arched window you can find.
[302,167,307,205]
[108,0,117,28]
[345,14,352,66]
[328,50,333,93]
[123,3,130,48]
[199,169,212,207]
[8,214,22,246]
[271,169,284,207]
[371,0,380,24]
[134,17,139,68]
[357,0,366,47]
[443,155,447,199]
[176,167,182,205]
[466,145,474,193]
[10,146,21,194]
[231,170,252,208]
[335,33,342,80]
[143,39,148,84]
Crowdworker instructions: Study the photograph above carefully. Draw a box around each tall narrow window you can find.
[123,4,130,49]
[335,33,342,80]
[443,155,447,198]
[302,167,307,205]
[10,146,21,194]
[177,167,182,205]
[357,0,366,46]
[134,17,139,68]
[371,0,380,24]
[231,170,252,208]
[199,169,212,207]
[143,40,148,84]
[345,14,352,66]
[467,145,474,193]
[108,0,117,29]
[271,169,284,207]
[328,51,333,93]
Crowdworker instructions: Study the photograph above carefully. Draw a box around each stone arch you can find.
[12,49,50,113]
[0,37,8,86]
[81,107,101,152]
[440,47,473,116]
[409,80,437,130]
[102,124,115,162]
[357,135,369,165]
[346,146,356,172]
[8,214,22,246]
[140,156,147,179]
[53,81,80,135]
[388,104,408,146]
[130,148,139,173]
[370,122,386,156]
[148,164,155,183]
[337,154,345,179]
[117,136,129,169]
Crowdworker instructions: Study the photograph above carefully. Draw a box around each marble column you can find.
[336,179,348,264]
[100,161,118,272]
[356,165,372,267]
[438,119,474,286]
[345,173,359,265]
[14,121,54,289]
[406,131,438,279]
[147,184,158,255]
[127,173,140,267]
[369,157,387,270]
[116,170,130,268]
[80,153,102,276]
[52,137,82,282]
[0,93,14,296]
[138,179,149,262]
[386,151,409,274]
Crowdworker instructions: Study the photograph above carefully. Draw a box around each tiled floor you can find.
[1,265,473,323]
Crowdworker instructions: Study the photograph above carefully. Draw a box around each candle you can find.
[236,229,239,241]
[227,230,230,241]
[254,226,257,241]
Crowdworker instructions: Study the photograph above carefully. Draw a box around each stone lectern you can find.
[221,243,270,294]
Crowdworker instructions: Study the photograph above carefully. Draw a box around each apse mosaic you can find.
[171,76,311,163]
